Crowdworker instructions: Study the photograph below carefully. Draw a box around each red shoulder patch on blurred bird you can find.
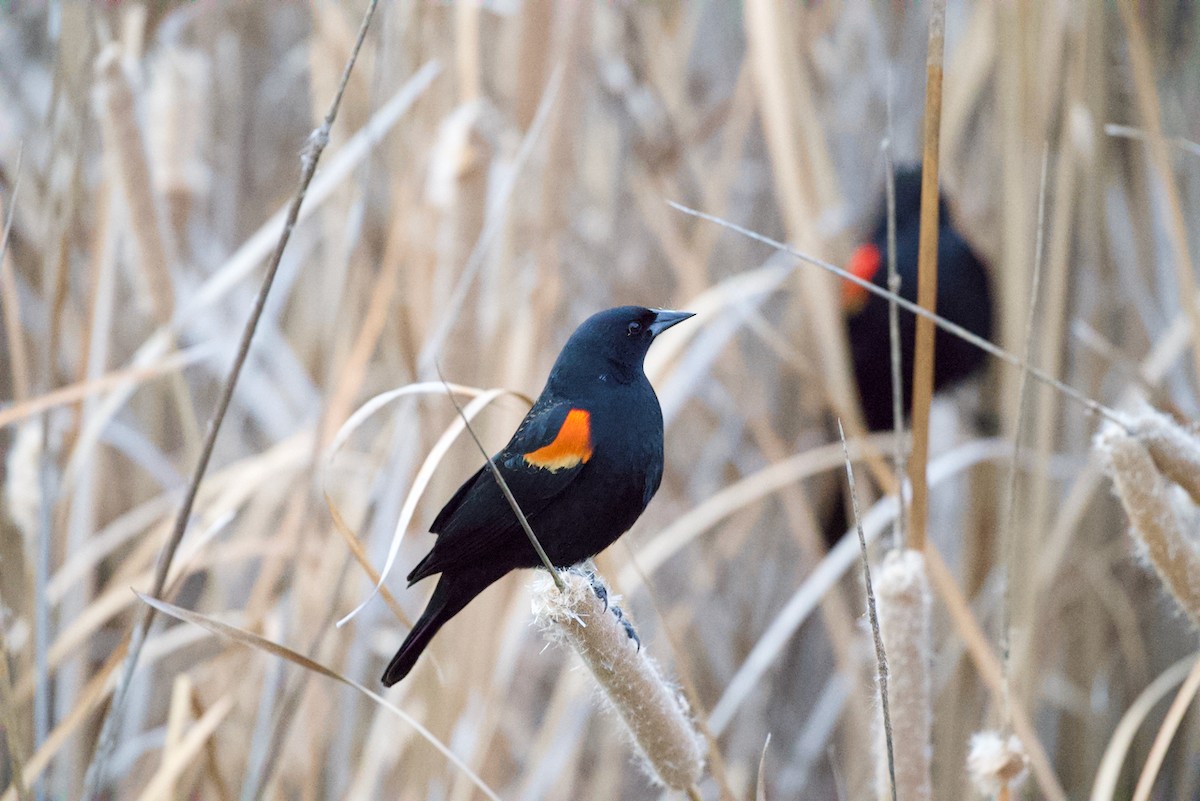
[842,243,882,314]
[523,409,593,471]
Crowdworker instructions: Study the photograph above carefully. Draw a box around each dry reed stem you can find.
[0,613,30,801]
[417,63,563,377]
[0,342,217,430]
[1096,422,1200,627]
[838,421,897,801]
[1001,146,1050,721]
[317,238,404,451]
[1022,28,1088,686]
[0,641,127,801]
[1070,320,1187,421]
[1037,285,1200,592]
[134,694,233,801]
[755,734,771,801]
[707,439,1016,736]
[742,0,870,457]
[875,549,932,801]
[531,571,704,790]
[325,499,412,628]
[922,545,1068,801]
[1116,0,1200,384]
[162,673,193,801]
[513,0,556,130]
[907,0,946,550]
[146,47,209,226]
[746,416,872,763]
[1104,124,1200,158]
[133,593,501,801]
[1130,656,1200,801]
[188,690,232,801]
[0,154,29,402]
[618,552,738,801]
[330,384,530,626]
[966,731,1028,798]
[93,44,175,326]
[82,4,383,794]
[883,146,906,551]
[621,434,894,590]
[455,0,481,104]
[1089,653,1198,801]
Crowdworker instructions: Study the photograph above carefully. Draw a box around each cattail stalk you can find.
[1097,422,1200,627]
[876,549,933,801]
[531,570,704,790]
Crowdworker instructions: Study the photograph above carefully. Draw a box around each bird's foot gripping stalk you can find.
[565,565,641,649]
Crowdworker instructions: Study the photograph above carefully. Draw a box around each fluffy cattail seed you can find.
[531,570,703,789]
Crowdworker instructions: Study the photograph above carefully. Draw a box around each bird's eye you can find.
[627,321,642,336]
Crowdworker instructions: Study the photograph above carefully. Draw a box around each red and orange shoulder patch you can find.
[842,243,882,314]
[523,409,593,472]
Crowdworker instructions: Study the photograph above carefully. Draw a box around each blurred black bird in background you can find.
[842,166,994,432]
[822,167,994,547]
[382,306,694,686]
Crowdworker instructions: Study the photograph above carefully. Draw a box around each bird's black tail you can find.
[381,574,473,686]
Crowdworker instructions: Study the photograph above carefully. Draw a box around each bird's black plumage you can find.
[844,167,993,431]
[382,306,693,685]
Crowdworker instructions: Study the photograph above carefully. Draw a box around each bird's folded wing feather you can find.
[410,397,592,580]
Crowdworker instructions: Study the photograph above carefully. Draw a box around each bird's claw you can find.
[618,613,641,649]
[583,569,610,612]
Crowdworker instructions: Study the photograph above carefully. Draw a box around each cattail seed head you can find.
[876,548,933,801]
[531,570,704,789]
[966,730,1028,797]
[1124,403,1200,507]
[1097,421,1200,627]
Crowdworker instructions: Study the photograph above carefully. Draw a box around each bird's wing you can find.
[409,396,593,582]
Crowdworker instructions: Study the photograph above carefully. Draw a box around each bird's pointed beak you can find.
[648,309,695,336]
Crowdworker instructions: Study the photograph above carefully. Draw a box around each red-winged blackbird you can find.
[843,166,993,431]
[382,306,694,685]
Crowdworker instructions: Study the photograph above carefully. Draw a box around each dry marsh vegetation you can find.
[1,1,1199,799]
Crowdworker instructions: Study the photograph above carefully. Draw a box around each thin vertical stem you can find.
[907,0,946,550]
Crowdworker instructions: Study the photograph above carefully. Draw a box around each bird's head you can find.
[550,306,694,386]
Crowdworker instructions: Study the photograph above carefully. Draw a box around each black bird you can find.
[842,167,993,431]
[382,306,694,685]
